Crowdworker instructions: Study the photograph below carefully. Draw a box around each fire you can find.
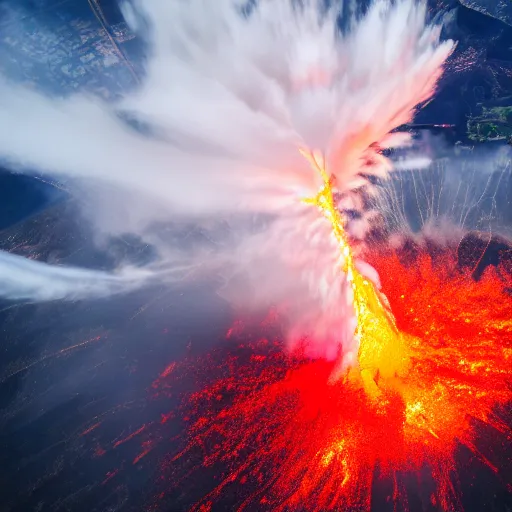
[154,251,511,511]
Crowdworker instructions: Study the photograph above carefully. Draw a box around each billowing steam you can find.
[0,0,453,361]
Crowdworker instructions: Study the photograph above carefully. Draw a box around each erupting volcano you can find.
[145,146,511,512]
[0,1,510,511]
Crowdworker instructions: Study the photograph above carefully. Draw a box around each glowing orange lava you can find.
[159,251,511,512]
[300,148,410,394]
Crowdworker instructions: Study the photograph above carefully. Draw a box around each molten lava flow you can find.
[154,254,511,512]
[300,149,410,396]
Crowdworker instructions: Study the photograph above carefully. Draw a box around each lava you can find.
[155,251,511,512]
[300,148,411,392]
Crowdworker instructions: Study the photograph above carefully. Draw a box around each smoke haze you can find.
[0,0,454,362]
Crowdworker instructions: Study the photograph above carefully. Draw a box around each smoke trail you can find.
[0,250,151,301]
[0,0,454,361]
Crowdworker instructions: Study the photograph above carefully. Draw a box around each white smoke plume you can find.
[0,0,454,363]
[0,250,151,301]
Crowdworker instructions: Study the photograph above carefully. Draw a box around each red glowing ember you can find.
[156,252,511,512]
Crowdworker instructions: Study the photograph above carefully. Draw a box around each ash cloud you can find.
[0,0,454,362]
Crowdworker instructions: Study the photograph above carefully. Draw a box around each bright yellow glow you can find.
[301,150,410,397]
